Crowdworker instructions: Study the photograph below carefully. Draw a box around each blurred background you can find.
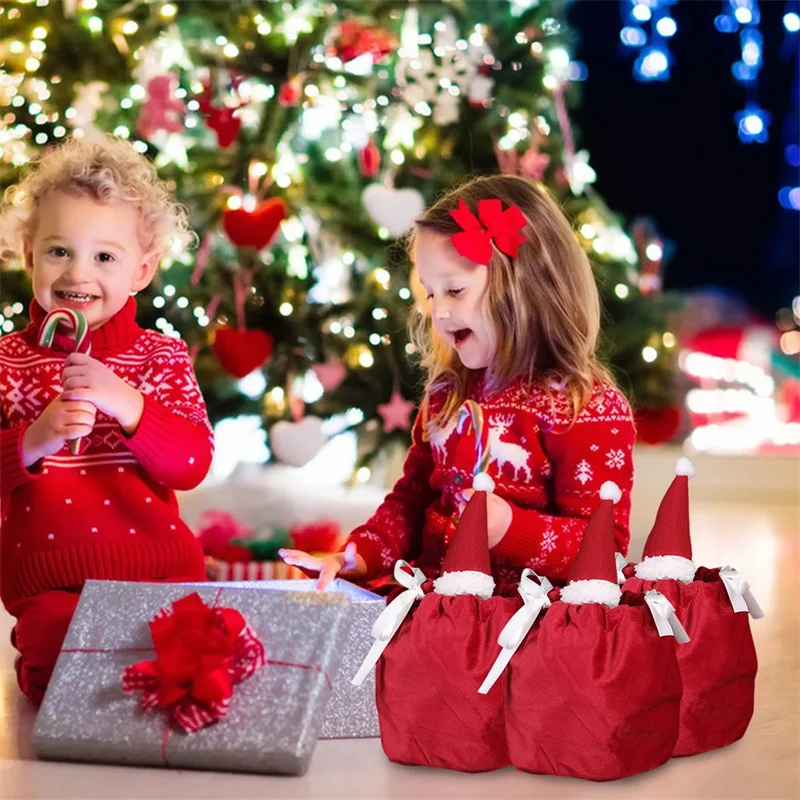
[1,0,798,562]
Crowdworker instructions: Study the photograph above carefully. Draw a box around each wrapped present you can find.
[187,577,385,739]
[205,557,306,581]
[198,510,342,582]
[621,458,763,757]
[32,580,352,775]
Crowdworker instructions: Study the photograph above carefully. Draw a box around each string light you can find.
[715,0,770,143]
[620,0,676,81]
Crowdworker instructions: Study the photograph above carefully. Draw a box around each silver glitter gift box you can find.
[32,580,352,775]
[188,578,385,739]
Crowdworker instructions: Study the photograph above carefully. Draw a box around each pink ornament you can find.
[137,75,184,141]
[378,390,414,434]
[313,358,347,392]
[494,142,550,182]
[519,146,551,181]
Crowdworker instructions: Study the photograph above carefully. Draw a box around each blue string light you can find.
[620,0,678,82]
[778,1,800,210]
[716,0,771,143]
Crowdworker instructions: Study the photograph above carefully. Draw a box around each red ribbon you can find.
[449,198,527,266]
[121,592,265,733]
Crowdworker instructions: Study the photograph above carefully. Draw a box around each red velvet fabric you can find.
[376,592,521,772]
[622,569,758,756]
[505,598,682,781]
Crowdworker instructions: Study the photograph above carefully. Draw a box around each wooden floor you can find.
[0,455,798,799]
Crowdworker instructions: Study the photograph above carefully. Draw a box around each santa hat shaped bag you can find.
[501,481,686,781]
[621,458,764,757]
[353,401,521,772]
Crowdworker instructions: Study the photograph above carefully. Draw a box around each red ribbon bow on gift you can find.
[122,593,265,733]
[449,198,527,266]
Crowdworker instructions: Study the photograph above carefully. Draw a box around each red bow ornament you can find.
[122,593,265,733]
[449,198,527,266]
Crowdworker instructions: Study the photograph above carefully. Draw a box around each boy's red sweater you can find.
[0,298,211,605]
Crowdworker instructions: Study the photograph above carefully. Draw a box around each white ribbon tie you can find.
[478,569,552,695]
[351,561,425,686]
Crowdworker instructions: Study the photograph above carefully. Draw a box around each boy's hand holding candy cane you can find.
[21,352,144,467]
[20,396,97,467]
[60,352,145,435]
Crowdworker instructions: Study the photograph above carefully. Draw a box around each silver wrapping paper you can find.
[192,578,385,739]
[32,580,352,775]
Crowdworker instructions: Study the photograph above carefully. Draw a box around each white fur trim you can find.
[599,481,622,504]
[560,579,621,608]
[634,555,696,583]
[433,570,495,599]
[675,457,696,478]
[472,472,495,493]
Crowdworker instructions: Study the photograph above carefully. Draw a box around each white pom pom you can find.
[599,481,622,504]
[473,472,495,493]
[675,457,696,478]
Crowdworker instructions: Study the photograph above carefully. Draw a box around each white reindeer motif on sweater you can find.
[428,415,458,462]
[488,414,532,481]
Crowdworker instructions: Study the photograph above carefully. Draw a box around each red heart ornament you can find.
[212,327,273,378]
[222,198,287,251]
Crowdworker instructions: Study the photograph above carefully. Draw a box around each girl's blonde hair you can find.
[0,135,195,263]
[409,174,614,428]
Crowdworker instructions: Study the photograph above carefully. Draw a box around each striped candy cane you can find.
[38,309,92,455]
[457,399,495,492]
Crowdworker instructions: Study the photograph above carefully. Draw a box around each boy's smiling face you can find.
[24,190,158,329]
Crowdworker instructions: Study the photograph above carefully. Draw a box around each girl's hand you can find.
[279,542,367,592]
[457,489,513,548]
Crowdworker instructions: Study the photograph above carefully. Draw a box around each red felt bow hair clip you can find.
[449,198,527,266]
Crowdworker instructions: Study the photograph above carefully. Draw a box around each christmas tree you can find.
[0,0,678,478]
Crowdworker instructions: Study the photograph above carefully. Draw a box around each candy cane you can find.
[457,399,494,491]
[38,308,91,354]
[38,309,92,455]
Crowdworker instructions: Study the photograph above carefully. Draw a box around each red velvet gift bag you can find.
[376,591,521,772]
[622,567,759,757]
[505,596,682,781]
[624,456,763,757]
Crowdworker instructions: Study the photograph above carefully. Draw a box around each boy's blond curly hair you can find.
[0,135,195,265]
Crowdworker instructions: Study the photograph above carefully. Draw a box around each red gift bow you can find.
[122,592,265,733]
[449,198,527,266]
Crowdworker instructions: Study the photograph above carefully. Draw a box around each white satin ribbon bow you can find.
[478,569,552,695]
[719,566,765,618]
[615,552,628,585]
[351,560,425,686]
[644,590,691,643]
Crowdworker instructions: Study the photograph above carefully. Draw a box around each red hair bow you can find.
[449,198,527,266]
[122,593,265,733]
